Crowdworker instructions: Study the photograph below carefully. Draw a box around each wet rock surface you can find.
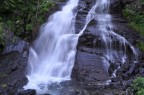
[72,50,110,84]
[3,38,29,54]
[16,89,36,95]
[72,0,141,84]
[0,27,30,94]
[72,0,143,94]
[0,51,28,95]
[1,27,30,54]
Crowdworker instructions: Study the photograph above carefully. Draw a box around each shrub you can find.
[132,77,144,95]
[123,0,144,52]
[0,0,56,41]
[137,89,144,95]
[137,42,144,52]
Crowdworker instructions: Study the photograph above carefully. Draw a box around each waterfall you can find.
[24,0,79,93]
[24,0,138,94]
[79,0,138,78]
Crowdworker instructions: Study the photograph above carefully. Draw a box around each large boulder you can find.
[72,50,110,84]
[2,26,30,55]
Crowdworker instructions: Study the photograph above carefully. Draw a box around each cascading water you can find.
[24,0,138,94]
[79,0,138,78]
[24,0,79,93]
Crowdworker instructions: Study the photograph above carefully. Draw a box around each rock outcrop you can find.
[72,0,141,85]
[0,51,28,95]
[0,29,29,94]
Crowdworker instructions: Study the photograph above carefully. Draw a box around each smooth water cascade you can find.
[24,0,138,94]
[24,0,79,93]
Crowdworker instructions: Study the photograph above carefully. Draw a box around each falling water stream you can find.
[24,0,79,93]
[95,0,137,76]
[24,0,138,94]
[79,0,138,78]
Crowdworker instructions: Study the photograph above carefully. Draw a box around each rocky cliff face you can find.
[72,0,143,91]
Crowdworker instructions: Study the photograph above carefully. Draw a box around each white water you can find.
[24,0,79,93]
[24,0,138,94]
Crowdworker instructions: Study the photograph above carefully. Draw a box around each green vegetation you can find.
[123,0,144,52]
[0,0,56,52]
[123,9,144,36]
[132,77,144,95]
[0,20,4,45]
[137,89,144,95]
[0,84,7,88]
[137,42,144,52]
[0,19,5,52]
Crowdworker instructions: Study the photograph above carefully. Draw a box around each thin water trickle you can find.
[78,0,138,79]
[88,0,138,77]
